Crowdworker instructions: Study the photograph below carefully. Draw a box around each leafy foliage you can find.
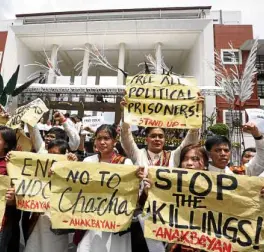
[208,123,229,137]
[0,65,41,106]
[4,65,20,95]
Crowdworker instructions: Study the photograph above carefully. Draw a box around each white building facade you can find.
[1,6,217,120]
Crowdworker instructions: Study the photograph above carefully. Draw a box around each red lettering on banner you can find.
[140,118,164,127]
[153,227,232,252]
[166,121,180,127]
[17,199,50,211]
[68,217,116,230]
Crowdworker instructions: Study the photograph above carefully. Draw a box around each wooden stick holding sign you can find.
[124,74,202,129]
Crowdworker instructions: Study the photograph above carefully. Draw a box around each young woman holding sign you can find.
[0,126,18,252]
[137,144,208,252]
[76,124,135,252]
[167,144,208,252]
[23,140,77,252]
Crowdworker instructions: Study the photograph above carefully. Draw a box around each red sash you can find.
[147,150,171,167]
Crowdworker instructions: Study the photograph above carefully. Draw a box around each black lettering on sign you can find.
[189,172,212,197]
[155,169,171,190]
[21,158,32,176]
[216,174,238,200]
[152,200,166,224]
[172,169,188,192]
[34,159,53,178]
[15,179,50,199]
[99,171,110,186]
[106,173,121,189]
[58,188,131,216]
[66,170,90,185]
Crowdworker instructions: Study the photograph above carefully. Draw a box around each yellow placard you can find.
[50,161,139,232]
[144,167,264,251]
[7,151,66,212]
[6,98,48,129]
[0,175,10,224]
[124,74,202,129]
[16,130,32,152]
[0,115,8,125]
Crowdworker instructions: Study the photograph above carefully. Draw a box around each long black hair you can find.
[0,126,17,154]
[95,124,117,139]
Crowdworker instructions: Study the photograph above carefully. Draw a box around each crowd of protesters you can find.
[0,94,263,252]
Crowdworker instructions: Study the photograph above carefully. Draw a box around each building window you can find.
[221,49,242,64]
[223,110,246,128]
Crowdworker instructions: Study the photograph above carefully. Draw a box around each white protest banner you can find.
[246,108,264,133]
[6,98,48,129]
[82,116,103,130]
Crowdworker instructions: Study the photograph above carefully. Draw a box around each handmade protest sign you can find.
[16,130,32,152]
[0,175,10,223]
[144,167,264,252]
[82,115,103,131]
[6,98,48,129]
[246,108,264,134]
[0,115,8,125]
[50,161,139,232]
[124,74,202,129]
[7,151,66,212]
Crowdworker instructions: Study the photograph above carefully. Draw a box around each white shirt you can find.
[208,137,264,177]
[120,122,200,168]
[83,154,133,165]
[208,164,234,175]
[147,150,162,165]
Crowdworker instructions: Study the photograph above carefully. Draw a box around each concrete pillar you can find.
[81,43,90,85]
[155,43,163,75]
[47,44,59,84]
[117,43,125,85]
[70,69,75,85]
[95,69,100,85]
[93,69,100,116]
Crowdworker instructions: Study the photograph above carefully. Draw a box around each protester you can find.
[37,117,46,138]
[205,122,264,176]
[44,119,52,132]
[120,96,203,252]
[0,126,18,252]
[230,147,256,174]
[167,144,209,252]
[53,120,63,129]
[120,100,201,167]
[241,147,256,165]
[76,124,134,252]
[28,111,80,153]
[71,115,82,134]
[23,139,77,252]
[179,144,209,170]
